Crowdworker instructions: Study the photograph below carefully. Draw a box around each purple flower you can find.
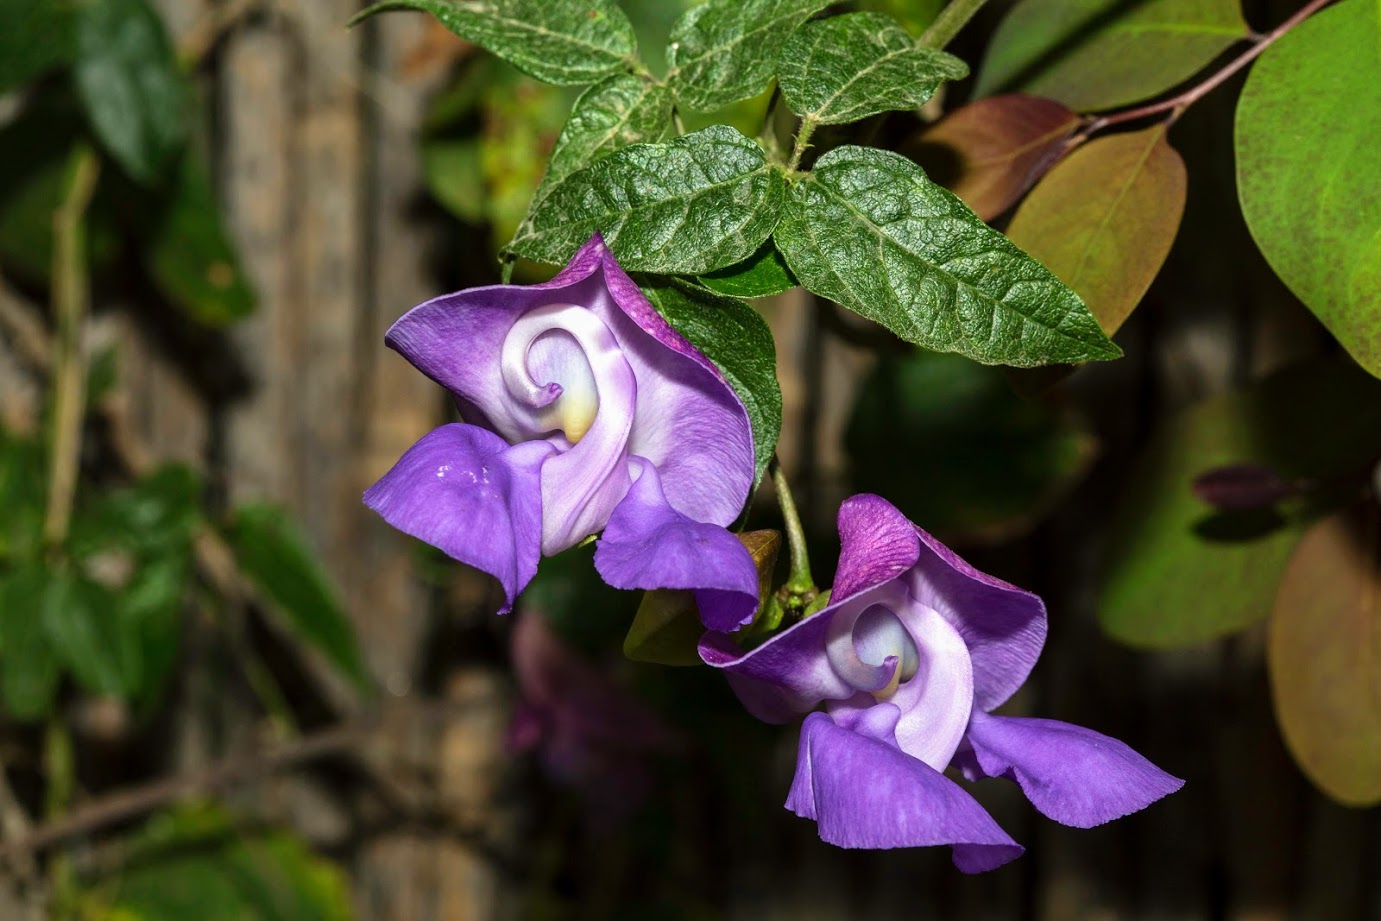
[700,494,1183,873]
[364,236,760,630]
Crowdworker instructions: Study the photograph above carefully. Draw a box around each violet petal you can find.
[961,710,1185,828]
[786,712,1024,873]
[594,458,759,631]
[363,424,553,614]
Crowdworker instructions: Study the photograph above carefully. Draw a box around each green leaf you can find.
[0,564,61,720]
[847,349,1094,541]
[544,74,674,188]
[116,553,188,707]
[352,0,637,86]
[858,0,944,35]
[140,153,257,327]
[639,278,782,484]
[88,806,353,921]
[1005,124,1186,337]
[1100,359,1381,648]
[776,12,967,126]
[667,0,834,111]
[0,0,77,93]
[73,0,188,185]
[0,427,47,562]
[976,0,1248,112]
[71,465,202,559]
[698,239,797,297]
[42,571,139,697]
[423,139,487,224]
[511,73,674,244]
[508,125,785,274]
[226,504,369,688]
[1268,506,1381,807]
[1236,0,1381,379]
[775,145,1119,367]
[904,94,1080,222]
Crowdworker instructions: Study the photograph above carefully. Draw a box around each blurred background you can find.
[0,0,1378,918]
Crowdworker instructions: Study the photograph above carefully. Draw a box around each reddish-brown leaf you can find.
[1269,505,1381,806]
[905,94,1079,221]
[1005,123,1186,336]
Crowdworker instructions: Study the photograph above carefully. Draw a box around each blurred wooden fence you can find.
[0,0,1376,918]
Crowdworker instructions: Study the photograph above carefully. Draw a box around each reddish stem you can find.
[1086,0,1337,133]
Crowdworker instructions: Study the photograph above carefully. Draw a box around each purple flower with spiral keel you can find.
[365,235,760,630]
[700,494,1183,872]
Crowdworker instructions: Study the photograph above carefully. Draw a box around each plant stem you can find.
[786,116,817,172]
[43,145,99,553]
[919,0,992,49]
[1087,0,1336,132]
[770,457,815,594]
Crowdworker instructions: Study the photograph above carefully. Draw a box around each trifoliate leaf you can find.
[976,0,1247,112]
[1006,124,1186,337]
[667,0,834,111]
[776,12,967,126]
[509,125,785,274]
[1236,0,1381,379]
[639,278,782,484]
[352,0,637,86]
[775,145,1119,366]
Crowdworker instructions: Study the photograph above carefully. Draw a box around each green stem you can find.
[785,116,817,173]
[43,145,99,554]
[919,0,992,49]
[770,457,814,594]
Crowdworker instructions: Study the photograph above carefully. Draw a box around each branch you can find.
[1086,0,1336,132]
[43,147,100,552]
[0,695,497,865]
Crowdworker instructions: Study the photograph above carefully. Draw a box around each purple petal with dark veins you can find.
[384,235,754,530]
[960,710,1184,828]
[786,712,1024,873]
[594,458,759,632]
[363,424,553,614]
[697,582,910,723]
[831,494,1047,712]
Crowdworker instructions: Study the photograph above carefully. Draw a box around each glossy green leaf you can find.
[0,564,60,720]
[544,74,674,187]
[1269,506,1381,807]
[74,0,188,185]
[667,0,833,111]
[513,73,674,245]
[1236,0,1381,379]
[509,125,785,274]
[226,504,369,688]
[777,12,967,125]
[0,0,77,93]
[976,0,1248,112]
[847,349,1094,541]
[1100,359,1381,648]
[140,153,257,327]
[698,239,797,297]
[775,146,1119,367]
[352,0,637,86]
[1006,124,1187,337]
[640,278,782,484]
[87,806,353,921]
[42,571,138,697]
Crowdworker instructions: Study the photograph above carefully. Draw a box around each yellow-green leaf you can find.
[1268,506,1381,806]
[1236,0,1381,379]
[1006,124,1186,337]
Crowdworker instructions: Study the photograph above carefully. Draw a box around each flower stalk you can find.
[919,0,993,50]
[770,456,817,608]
